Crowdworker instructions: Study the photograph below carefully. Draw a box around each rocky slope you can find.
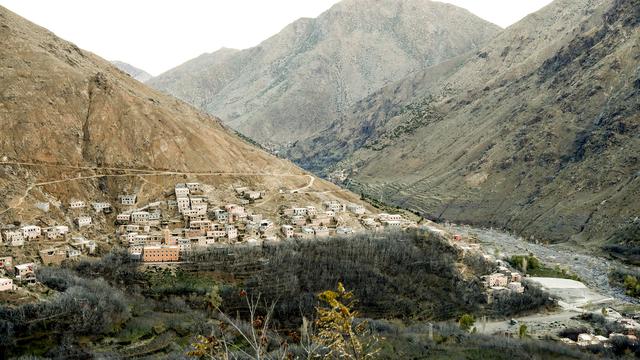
[147,0,501,145]
[0,5,369,226]
[111,60,153,82]
[295,0,640,250]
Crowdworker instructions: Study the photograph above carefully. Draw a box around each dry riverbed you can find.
[446,224,640,337]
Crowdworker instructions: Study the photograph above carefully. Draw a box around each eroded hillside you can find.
[293,0,640,251]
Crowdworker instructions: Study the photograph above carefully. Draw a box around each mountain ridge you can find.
[298,0,640,251]
[147,0,501,145]
[111,60,152,82]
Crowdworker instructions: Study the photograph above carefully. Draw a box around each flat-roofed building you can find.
[142,245,179,262]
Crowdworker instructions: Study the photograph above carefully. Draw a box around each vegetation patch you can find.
[508,254,581,281]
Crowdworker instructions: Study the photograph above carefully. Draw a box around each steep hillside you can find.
[147,0,500,145]
[289,0,614,173]
[0,5,369,227]
[303,0,640,250]
[111,60,152,82]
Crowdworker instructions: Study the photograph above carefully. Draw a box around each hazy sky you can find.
[0,0,553,76]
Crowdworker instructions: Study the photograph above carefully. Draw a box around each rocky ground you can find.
[448,224,638,304]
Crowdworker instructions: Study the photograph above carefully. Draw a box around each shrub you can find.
[458,314,475,332]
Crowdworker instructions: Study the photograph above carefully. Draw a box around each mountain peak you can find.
[147,0,501,145]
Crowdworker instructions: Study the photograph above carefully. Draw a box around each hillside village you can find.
[0,177,546,306]
[0,181,424,284]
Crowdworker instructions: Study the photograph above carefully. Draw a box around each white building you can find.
[347,204,365,215]
[69,200,86,209]
[281,225,294,238]
[45,225,69,239]
[21,225,41,239]
[119,195,137,205]
[131,211,150,224]
[3,230,24,246]
[175,184,190,198]
[116,213,131,222]
[0,278,13,291]
[259,220,274,232]
[507,282,524,293]
[292,207,307,216]
[76,216,92,228]
[91,202,112,212]
[383,220,402,228]
[226,225,238,240]
[15,263,36,283]
[306,206,317,217]
[186,183,202,192]
[148,210,162,221]
[314,226,330,238]
[244,191,261,200]
[379,213,402,222]
[336,227,353,235]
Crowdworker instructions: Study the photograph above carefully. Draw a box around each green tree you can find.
[458,314,475,332]
[518,324,528,339]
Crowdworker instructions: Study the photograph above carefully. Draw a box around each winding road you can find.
[0,160,319,214]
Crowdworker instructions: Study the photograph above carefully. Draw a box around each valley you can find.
[0,0,638,358]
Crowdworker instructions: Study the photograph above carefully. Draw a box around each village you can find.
[2,180,638,348]
[0,181,423,290]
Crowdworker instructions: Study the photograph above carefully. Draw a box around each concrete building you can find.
[0,278,13,291]
[3,230,24,246]
[483,273,509,287]
[259,220,273,232]
[142,245,180,262]
[347,204,365,215]
[119,195,137,206]
[507,282,525,293]
[281,225,294,238]
[116,213,131,223]
[39,248,67,266]
[314,227,330,238]
[15,263,36,283]
[383,220,402,228]
[91,202,112,213]
[21,225,41,239]
[175,184,190,198]
[45,225,69,240]
[244,191,261,200]
[131,211,150,224]
[76,216,92,228]
[186,183,202,193]
[379,213,402,222]
[69,200,86,209]
[226,225,238,240]
[292,207,307,216]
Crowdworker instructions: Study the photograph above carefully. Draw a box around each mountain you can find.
[147,0,501,145]
[0,5,370,226]
[293,0,640,251]
[111,60,153,82]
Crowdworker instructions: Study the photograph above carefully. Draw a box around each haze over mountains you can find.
[149,0,638,253]
[294,0,640,250]
[110,60,152,82]
[148,0,501,146]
